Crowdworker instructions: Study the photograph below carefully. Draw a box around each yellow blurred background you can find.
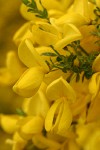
[0,1,25,149]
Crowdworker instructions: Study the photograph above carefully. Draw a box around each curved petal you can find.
[92,54,100,72]
[13,22,34,45]
[18,39,49,72]
[45,98,72,137]
[57,99,72,136]
[72,0,90,20]
[96,0,100,7]
[55,13,89,27]
[41,0,73,11]
[45,98,62,132]
[88,72,100,100]
[32,22,60,46]
[13,67,45,97]
[54,23,82,50]
[46,77,76,102]
[44,69,69,85]
[12,132,27,150]
[22,90,50,118]
[0,115,19,134]
[32,134,61,149]
[6,51,25,82]
[21,116,44,134]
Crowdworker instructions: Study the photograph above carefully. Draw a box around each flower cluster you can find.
[0,0,100,150]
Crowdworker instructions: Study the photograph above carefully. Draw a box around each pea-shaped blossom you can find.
[45,77,76,137]
[54,0,91,27]
[31,21,82,50]
[13,39,49,97]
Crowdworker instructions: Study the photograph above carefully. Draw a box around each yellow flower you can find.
[46,77,76,102]
[17,116,44,140]
[22,89,50,118]
[45,98,72,137]
[18,39,49,72]
[13,39,49,97]
[13,67,45,97]
[41,0,74,12]
[45,77,76,136]
[54,0,91,28]
[31,21,82,50]
[72,0,90,20]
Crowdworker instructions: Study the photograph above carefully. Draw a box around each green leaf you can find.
[22,0,29,5]
[16,108,26,116]
[22,0,49,20]
[41,52,57,56]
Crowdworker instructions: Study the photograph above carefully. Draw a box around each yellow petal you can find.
[44,69,69,85]
[46,77,76,103]
[92,54,100,72]
[12,132,27,150]
[88,72,100,99]
[13,22,34,45]
[6,51,25,82]
[57,99,72,136]
[13,67,45,97]
[32,22,60,46]
[20,4,41,21]
[21,116,44,134]
[41,0,73,11]
[72,0,90,20]
[32,134,61,149]
[54,23,82,50]
[22,90,50,118]
[45,98,62,132]
[55,9,89,27]
[45,98,72,137]
[87,92,100,122]
[96,0,100,7]
[0,115,19,134]
[18,39,49,72]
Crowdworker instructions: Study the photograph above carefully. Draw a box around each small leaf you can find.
[41,52,57,57]
[16,108,26,116]
[22,0,29,5]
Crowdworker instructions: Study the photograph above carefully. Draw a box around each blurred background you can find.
[0,1,25,149]
[0,0,25,66]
